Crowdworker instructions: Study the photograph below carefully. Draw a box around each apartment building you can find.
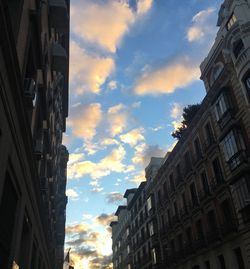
[111,0,250,268]
[0,0,69,269]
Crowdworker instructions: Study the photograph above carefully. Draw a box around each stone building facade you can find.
[0,0,69,269]
[111,0,250,268]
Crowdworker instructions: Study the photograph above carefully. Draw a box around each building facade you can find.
[111,0,250,268]
[0,0,69,269]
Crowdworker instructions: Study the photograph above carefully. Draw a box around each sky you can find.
[64,0,222,268]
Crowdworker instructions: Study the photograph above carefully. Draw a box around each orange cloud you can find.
[120,128,145,146]
[134,57,200,95]
[70,41,114,94]
[68,103,102,141]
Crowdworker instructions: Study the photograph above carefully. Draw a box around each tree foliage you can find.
[171,103,201,140]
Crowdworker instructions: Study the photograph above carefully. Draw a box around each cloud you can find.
[134,57,200,96]
[107,104,128,136]
[68,153,85,165]
[187,7,216,42]
[106,192,125,204]
[68,145,128,180]
[68,103,102,141]
[137,0,153,15]
[132,143,165,167]
[170,103,184,131]
[120,128,145,146]
[66,189,79,200]
[107,80,117,90]
[70,41,114,94]
[95,214,117,227]
[71,0,153,54]
[130,170,145,184]
[66,221,113,269]
[71,0,134,53]
[150,125,164,132]
[171,103,183,119]
[100,138,119,146]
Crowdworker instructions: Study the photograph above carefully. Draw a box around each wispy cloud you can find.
[134,56,200,96]
[187,7,216,42]
[106,192,125,204]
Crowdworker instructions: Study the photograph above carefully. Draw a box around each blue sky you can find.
[64,0,222,268]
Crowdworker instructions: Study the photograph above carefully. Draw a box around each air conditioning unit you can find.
[34,139,43,158]
[24,78,36,100]
[40,177,48,192]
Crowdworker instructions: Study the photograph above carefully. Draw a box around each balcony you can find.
[234,46,250,77]
[218,108,234,130]
[49,0,69,32]
[228,150,247,171]
[51,43,68,73]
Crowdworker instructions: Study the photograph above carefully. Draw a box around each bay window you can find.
[221,129,246,170]
[214,91,230,121]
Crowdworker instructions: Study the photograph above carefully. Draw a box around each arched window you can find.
[233,39,244,59]
[210,62,224,85]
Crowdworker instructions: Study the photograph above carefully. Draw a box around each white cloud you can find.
[70,41,114,94]
[120,128,145,146]
[171,103,183,119]
[66,189,79,200]
[68,103,102,141]
[108,80,117,90]
[68,145,128,180]
[132,143,165,166]
[134,57,200,95]
[108,104,128,136]
[187,7,216,42]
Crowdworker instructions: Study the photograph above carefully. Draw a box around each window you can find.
[194,138,202,159]
[201,171,210,194]
[214,92,230,121]
[212,158,224,184]
[128,264,131,269]
[207,210,217,231]
[196,220,204,239]
[152,248,157,264]
[226,13,237,30]
[127,245,130,254]
[218,254,226,269]
[184,152,192,172]
[221,129,246,169]
[174,201,179,217]
[148,222,154,236]
[186,227,192,245]
[0,173,18,269]
[147,196,152,212]
[204,260,211,269]
[126,228,129,237]
[234,248,245,269]
[169,174,175,191]
[177,234,183,250]
[190,183,198,206]
[204,122,214,146]
[233,39,244,59]
[211,62,224,84]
